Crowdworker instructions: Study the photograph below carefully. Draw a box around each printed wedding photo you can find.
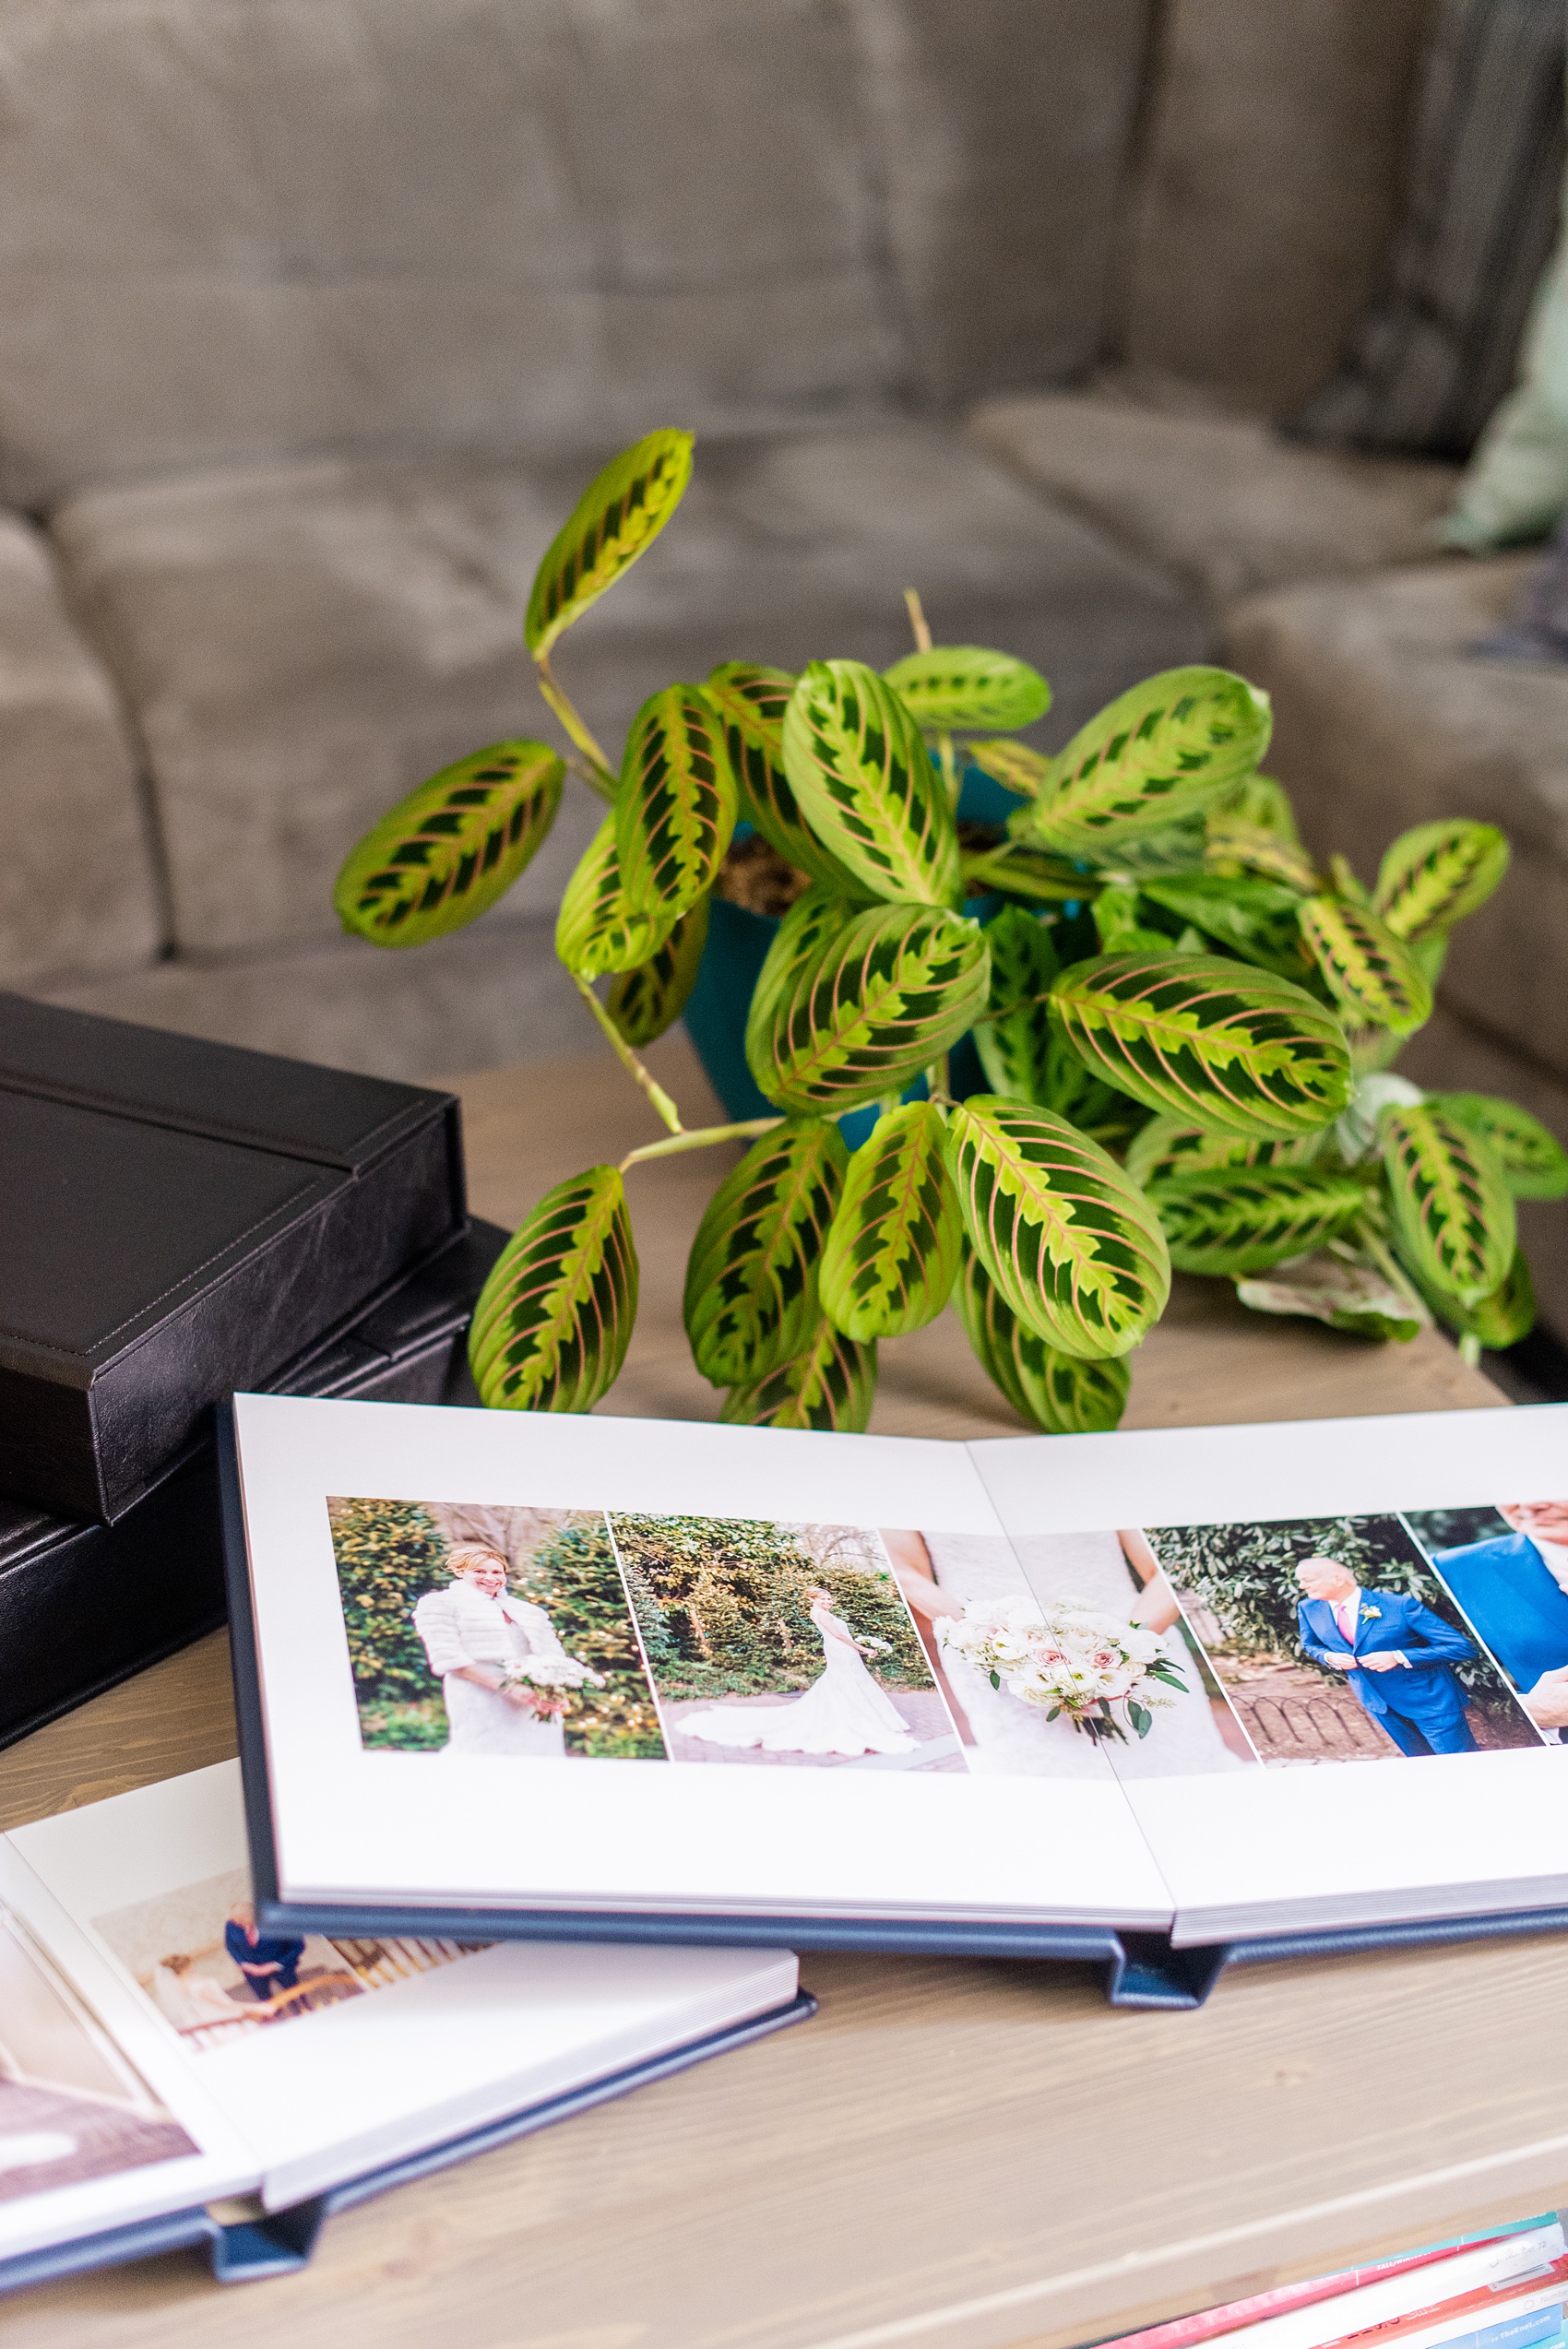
[1146,1511,1552,1764]
[327,1500,965,1769]
[0,1904,195,2206]
[92,1866,484,2053]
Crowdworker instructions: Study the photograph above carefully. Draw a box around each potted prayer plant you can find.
[334,430,1568,1436]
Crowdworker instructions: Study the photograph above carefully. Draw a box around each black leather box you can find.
[0,1219,507,1751]
[0,995,467,1523]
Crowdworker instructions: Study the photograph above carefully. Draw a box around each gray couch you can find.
[5,0,1564,1324]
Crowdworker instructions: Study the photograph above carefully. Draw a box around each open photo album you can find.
[0,1762,804,2291]
[222,1392,1568,1998]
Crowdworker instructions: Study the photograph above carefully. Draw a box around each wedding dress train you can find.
[682,1604,915,1757]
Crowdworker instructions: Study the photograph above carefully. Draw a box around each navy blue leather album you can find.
[0,1763,808,2295]
[217,1391,1568,2011]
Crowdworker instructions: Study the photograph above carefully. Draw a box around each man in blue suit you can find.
[1432,1501,1568,1737]
[1295,1555,1478,1756]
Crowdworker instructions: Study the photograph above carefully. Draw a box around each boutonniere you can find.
[1360,1605,1382,1621]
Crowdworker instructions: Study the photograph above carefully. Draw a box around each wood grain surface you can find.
[4,1039,1555,2349]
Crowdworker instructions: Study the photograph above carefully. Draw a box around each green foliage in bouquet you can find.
[335,433,1568,1436]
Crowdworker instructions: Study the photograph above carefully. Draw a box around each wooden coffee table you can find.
[5,1038,1562,2349]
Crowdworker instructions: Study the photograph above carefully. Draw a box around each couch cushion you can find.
[0,516,160,984]
[1222,555,1568,1085]
[0,0,1150,506]
[52,421,1206,958]
[1115,0,1431,416]
[969,394,1461,607]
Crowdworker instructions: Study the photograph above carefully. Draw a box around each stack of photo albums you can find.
[6,1386,1568,2295]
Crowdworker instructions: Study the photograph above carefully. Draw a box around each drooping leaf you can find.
[971,905,1059,1098]
[954,1244,1131,1432]
[1084,816,1212,880]
[468,1167,637,1411]
[1379,1103,1516,1309]
[335,741,564,948]
[944,1097,1170,1359]
[1125,1115,1322,1191]
[1326,852,1372,908]
[1299,896,1433,1037]
[748,900,990,1114]
[820,1102,963,1341]
[1009,667,1272,854]
[1049,953,1352,1136]
[782,659,961,907]
[1139,874,1309,978]
[1235,1248,1425,1343]
[555,812,677,977]
[525,430,694,657]
[966,739,1052,799]
[883,647,1051,733]
[1372,820,1510,943]
[1146,1165,1369,1276]
[1210,771,1301,844]
[705,662,866,896]
[720,1318,876,1431]
[607,897,710,1047]
[683,1119,848,1386]
[1204,820,1321,894]
[1426,1092,1568,1201]
[1404,1242,1536,1350]
[614,683,736,919]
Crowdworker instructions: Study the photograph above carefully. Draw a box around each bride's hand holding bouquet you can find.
[503,1655,606,1720]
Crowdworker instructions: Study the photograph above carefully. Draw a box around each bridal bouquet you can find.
[503,1655,607,1720]
[938,1596,1186,1743]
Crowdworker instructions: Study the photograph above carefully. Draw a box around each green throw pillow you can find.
[1443,205,1568,551]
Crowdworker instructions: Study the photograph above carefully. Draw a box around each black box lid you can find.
[0,996,467,1523]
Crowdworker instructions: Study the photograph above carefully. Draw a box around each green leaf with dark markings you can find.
[1205,820,1321,894]
[1402,1243,1536,1350]
[468,1167,637,1411]
[1372,820,1510,943]
[1146,1165,1368,1276]
[743,886,862,1086]
[1139,874,1309,978]
[555,813,677,977]
[972,905,1059,1099]
[1009,667,1272,854]
[335,741,564,948]
[782,659,961,907]
[705,662,868,895]
[821,1102,963,1341]
[525,430,694,657]
[683,1120,848,1387]
[607,898,710,1048]
[960,840,1092,903]
[1210,771,1302,844]
[748,900,990,1114]
[883,647,1051,732]
[1125,1115,1321,1191]
[720,1319,876,1431]
[1379,1103,1515,1308]
[1428,1093,1568,1201]
[1049,953,1352,1137]
[954,1244,1131,1432]
[944,1097,1170,1359]
[615,683,736,919]
[1299,896,1432,1037]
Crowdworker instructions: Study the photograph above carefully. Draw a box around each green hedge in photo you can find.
[514,1516,667,1760]
[329,1494,449,1748]
[609,1513,928,1702]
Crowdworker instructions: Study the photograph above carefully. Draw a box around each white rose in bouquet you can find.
[938,1595,1187,1744]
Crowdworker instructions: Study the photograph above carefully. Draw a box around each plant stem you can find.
[904,587,932,653]
[573,973,684,1135]
[621,1118,782,1172]
[535,652,619,800]
[925,1053,950,1100]
[936,728,959,811]
[1459,1333,1483,1369]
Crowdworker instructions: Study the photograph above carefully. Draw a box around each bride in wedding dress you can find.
[681,1587,916,1758]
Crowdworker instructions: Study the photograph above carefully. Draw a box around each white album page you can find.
[972,1404,1568,1940]
[230,1394,1175,1930]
